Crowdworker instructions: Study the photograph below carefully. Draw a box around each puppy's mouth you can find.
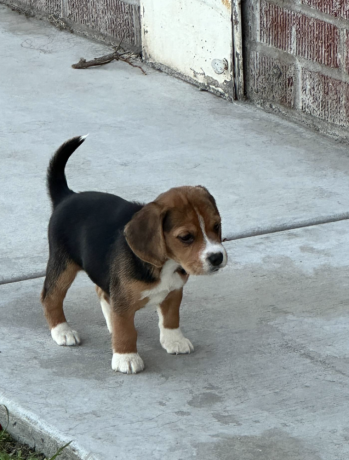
[210,267,221,273]
[182,266,221,276]
[175,264,223,276]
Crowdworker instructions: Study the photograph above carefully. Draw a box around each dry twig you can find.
[72,36,146,74]
[72,50,146,75]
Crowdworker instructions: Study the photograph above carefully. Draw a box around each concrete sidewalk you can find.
[1,4,349,460]
[2,224,349,460]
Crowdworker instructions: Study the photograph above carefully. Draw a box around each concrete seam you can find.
[224,213,349,241]
[294,57,302,111]
[339,26,347,77]
[0,272,45,286]
[61,0,67,18]
[3,213,349,287]
[256,0,260,42]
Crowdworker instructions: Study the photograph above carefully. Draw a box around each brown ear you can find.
[195,185,218,210]
[124,202,167,267]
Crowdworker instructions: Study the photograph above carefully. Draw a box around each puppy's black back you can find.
[49,191,143,292]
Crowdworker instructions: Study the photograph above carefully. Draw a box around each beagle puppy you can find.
[41,136,227,374]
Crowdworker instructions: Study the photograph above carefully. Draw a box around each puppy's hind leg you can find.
[41,256,81,346]
[95,286,112,333]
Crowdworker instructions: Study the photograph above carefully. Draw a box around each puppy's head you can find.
[124,186,227,275]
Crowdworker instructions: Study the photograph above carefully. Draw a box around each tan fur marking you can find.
[111,310,138,354]
[109,276,158,354]
[112,262,162,312]
[159,288,183,329]
[41,262,80,329]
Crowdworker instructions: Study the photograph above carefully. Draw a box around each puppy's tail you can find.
[47,135,88,208]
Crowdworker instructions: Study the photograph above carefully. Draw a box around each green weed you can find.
[0,406,71,460]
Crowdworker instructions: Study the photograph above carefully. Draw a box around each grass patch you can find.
[0,430,45,460]
[0,425,71,460]
[0,430,71,460]
[0,406,70,460]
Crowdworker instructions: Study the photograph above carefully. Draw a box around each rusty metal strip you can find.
[232,0,244,99]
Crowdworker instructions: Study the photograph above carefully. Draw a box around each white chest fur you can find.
[140,259,186,308]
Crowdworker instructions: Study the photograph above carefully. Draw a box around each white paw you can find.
[51,322,81,346]
[112,353,145,374]
[160,328,194,354]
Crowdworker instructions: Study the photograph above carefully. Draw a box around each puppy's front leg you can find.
[111,309,144,374]
[157,289,194,355]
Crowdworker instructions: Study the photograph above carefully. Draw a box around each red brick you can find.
[33,0,61,15]
[260,2,297,53]
[250,52,295,108]
[301,70,348,125]
[302,0,349,20]
[16,0,61,15]
[67,0,141,46]
[260,2,339,68]
[296,15,339,67]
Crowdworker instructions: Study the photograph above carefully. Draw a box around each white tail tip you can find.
[80,134,89,141]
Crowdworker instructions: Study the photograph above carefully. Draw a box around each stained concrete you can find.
[2,223,349,459]
[2,5,349,281]
[2,4,349,460]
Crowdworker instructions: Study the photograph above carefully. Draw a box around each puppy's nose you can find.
[208,252,223,267]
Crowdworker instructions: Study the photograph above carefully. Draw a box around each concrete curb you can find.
[0,395,99,460]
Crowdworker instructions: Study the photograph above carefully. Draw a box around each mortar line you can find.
[224,213,349,241]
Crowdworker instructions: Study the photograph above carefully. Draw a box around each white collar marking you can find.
[140,259,185,307]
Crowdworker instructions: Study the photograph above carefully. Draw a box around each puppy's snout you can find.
[208,252,224,267]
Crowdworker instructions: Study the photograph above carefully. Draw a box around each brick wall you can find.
[242,0,349,140]
[1,0,141,51]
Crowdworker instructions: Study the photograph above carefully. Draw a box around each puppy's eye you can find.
[213,223,221,233]
[178,233,194,244]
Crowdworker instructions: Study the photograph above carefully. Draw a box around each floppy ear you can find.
[124,202,167,268]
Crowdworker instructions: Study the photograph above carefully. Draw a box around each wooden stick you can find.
[123,58,147,75]
[72,52,118,69]
[72,51,147,75]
